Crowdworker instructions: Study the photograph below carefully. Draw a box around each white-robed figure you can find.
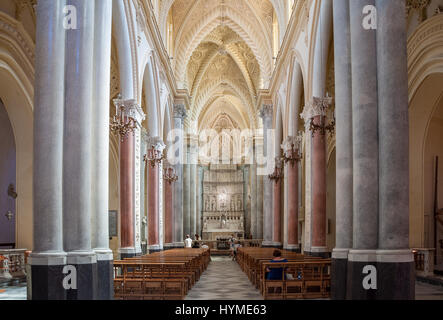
[184,234,193,248]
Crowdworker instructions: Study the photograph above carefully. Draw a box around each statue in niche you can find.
[221,214,227,229]
[211,198,216,211]
[237,198,242,211]
[230,199,235,212]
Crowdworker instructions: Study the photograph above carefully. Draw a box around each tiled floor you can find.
[185,256,263,300]
[1,260,443,300]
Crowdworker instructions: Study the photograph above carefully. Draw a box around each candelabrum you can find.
[281,133,304,167]
[163,166,178,184]
[268,157,284,182]
[110,94,138,141]
[301,95,335,137]
[144,145,165,168]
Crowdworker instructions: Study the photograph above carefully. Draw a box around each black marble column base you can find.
[120,252,136,260]
[66,263,98,300]
[31,264,67,300]
[148,248,163,254]
[346,259,415,300]
[307,251,331,258]
[376,261,415,300]
[331,258,348,300]
[96,260,113,300]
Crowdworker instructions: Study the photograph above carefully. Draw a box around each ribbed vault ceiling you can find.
[160,0,279,130]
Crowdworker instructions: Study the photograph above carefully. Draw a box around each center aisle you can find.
[185,256,263,300]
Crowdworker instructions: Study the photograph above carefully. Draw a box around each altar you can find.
[201,164,245,240]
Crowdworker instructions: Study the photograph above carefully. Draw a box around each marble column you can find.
[250,161,258,239]
[272,174,282,246]
[259,105,274,247]
[30,0,67,300]
[91,0,113,300]
[119,133,135,259]
[282,136,301,252]
[164,165,174,246]
[189,135,198,237]
[375,0,414,300]
[255,137,264,239]
[183,138,191,237]
[63,0,97,300]
[146,137,165,253]
[173,104,186,247]
[331,0,353,300]
[347,0,379,300]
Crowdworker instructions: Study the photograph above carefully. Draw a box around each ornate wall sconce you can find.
[268,157,284,182]
[281,134,303,167]
[163,166,178,184]
[8,184,17,199]
[110,94,145,141]
[143,137,166,168]
[301,94,335,137]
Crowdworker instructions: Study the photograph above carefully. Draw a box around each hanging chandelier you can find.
[281,133,303,167]
[163,166,178,184]
[110,94,145,141]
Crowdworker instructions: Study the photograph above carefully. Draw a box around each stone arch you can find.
[408,14,443,248]
[0,12,34,249]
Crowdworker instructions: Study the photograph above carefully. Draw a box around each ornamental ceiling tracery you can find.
[161,0,280,130]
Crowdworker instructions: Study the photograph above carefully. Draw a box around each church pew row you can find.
[237,248,331,300]
[113,248,210,300]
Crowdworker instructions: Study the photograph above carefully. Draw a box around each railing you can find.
[0,249,27,282]
[191,239,263,251]
[413,248,435,277]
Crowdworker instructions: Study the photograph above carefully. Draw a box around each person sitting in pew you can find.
[266,250,288,280]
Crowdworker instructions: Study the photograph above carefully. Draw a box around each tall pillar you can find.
[347,0,379,300]
[172,104,186,247]
[164,163,174,247]
[189,135,198,237]
[272,172,282,247]
[63,0,97,300]
[30,0,67,300]
[119,133,135,259]
[331,0,353,300]
[91,0,113,300]
[282,136,301,252]
[259,105,274,247]
[376,0,414,300]
[183,140,191,237]
[146,137,165,253]
[250,161,258,239]
[301,98,331,258]
[255,136,264,239]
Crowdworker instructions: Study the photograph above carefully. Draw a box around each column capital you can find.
[173,104,187,120]
[113,94,146,127]
[281,133,303,153]
[144,135,166,152]
[259,104,273,120]
[300,95,333,121]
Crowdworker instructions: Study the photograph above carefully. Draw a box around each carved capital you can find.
[113,95,146,127]
[173,104,187,120]
[144,135,166,152]
[300,95,332,121]
[258,104,273,120]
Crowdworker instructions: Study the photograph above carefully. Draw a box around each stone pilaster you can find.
[91,0,113,300]
[331,0,353,300]
[347,0,379,300]
[259,104,274,247]
[30,0,67,300]
[63,0,97,300]
[172,104,186,247]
